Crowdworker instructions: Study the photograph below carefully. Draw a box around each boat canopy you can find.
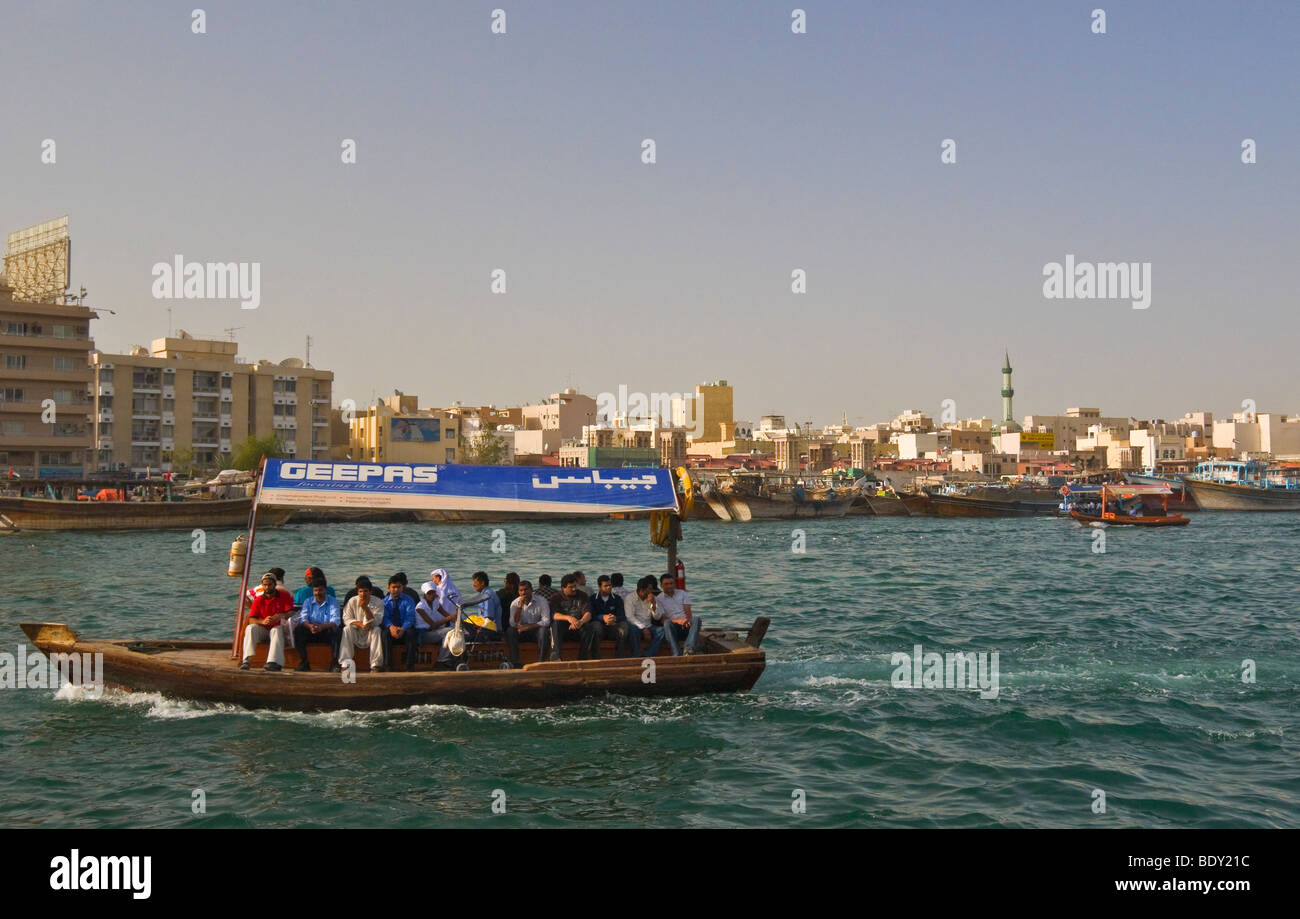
[1099,482,1173,497]
[255,460,681,514]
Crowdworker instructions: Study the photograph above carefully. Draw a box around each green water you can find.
[1,514,1296,827]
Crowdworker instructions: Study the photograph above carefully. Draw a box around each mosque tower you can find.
[1000,352,1021,432]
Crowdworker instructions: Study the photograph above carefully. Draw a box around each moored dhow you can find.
[1181,460,1300,511]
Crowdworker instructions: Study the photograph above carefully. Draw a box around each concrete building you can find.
[348,393,457,464]
[896,431,940,460]
[671,380,733,443]
[1212,412,1300,460]
[1129,429,1186,466]
[848,437,875,470]
[0,278,97,476]
[91,334,333,474]
[890,409,934,432]
[513,388,597,459]
[1022,407,1130,448]
[950,450,1016,477]
[558,445,660,468]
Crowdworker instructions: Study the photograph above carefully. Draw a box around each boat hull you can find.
[1182,479,1300,511]
[863,494,909,516]
[0,496,287,531]
[1069,510,1189,527]
[18,621,767,712]
[930,495,1054,518]
[715,493,851,520]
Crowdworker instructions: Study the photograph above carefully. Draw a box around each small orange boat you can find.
[1068,482,1190,527]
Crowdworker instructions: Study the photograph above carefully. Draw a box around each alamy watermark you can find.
[1,644,104,698]
[890,644,999,699]
[596,384,705,439]
[1042,254,1150,310]
[151,256,261,310]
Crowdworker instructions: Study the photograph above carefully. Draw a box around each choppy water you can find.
[1,513,1297,827]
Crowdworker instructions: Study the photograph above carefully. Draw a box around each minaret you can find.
[1000,351,1021,432]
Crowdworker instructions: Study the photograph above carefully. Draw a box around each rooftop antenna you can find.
[167,305,173,336]
[305,335,312,367]
[224,326,242,342]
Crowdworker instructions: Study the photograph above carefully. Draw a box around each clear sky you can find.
[4,1,1296,427]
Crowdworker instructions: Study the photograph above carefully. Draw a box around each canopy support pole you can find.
[230,459,265,659]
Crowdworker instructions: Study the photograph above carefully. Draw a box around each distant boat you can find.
[0,494,289,532]
[1182,460,1300,511]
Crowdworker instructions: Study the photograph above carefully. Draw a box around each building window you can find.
[4,354,27,370]
[1,387,24,402]
[53,356,79,371]
[2,420,23,435]
[52,324,76,339]
[53,389,75,404]
[4,321,27,335]
[98,367,113,382]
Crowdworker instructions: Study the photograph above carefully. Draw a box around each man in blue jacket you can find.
[589,575,629,658]
[381,574,418,671]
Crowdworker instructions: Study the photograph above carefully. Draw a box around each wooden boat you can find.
[899,492,938,517]
[863,492,909,516]
[0,494,291,532]
[1181,461,1300,511]
[701,472,851,520]
[1067,482,1189,527]
[930,494,1047,518]
[1123,472,1199,512]
[19,619,768,711]
[19,460,767,711]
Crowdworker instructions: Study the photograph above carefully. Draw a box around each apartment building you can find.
[91,334,333,474]
[0,278,96,476]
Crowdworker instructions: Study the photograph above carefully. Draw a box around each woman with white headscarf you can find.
[429,568,462,617]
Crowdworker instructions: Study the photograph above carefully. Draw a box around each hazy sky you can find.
[4,1,1296,427]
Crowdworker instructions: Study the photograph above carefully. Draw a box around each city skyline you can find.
[4,0,1297,426]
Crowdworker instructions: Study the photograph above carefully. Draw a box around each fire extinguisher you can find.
[227,534,247,577]
[675,559,685,590]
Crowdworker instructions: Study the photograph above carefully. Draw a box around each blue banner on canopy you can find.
[257,460,680,514]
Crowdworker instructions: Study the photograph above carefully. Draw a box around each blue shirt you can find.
[474,591,502,631]
[382,593,416,630]
[294,584,336,606]
[296,595,341,627]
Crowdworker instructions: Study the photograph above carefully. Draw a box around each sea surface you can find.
[1,513,1296,828]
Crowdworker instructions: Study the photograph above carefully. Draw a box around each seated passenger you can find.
[246,566,288,605]
[292,576,342,671]
[240,571,294,671]
[465,571,503,640]
[658,572,701,656]
[609,572,631,601]
[294,567,336,607]
[382,574,418,671]
[415,580,456,666]
[339,575,384,674]
[505,580,551,667]
[496,572,520,617]
[589,574,630,658]
[623,575,667,657]
[393,571,422,605]
[548,574,595,661]
[534,574,558,604]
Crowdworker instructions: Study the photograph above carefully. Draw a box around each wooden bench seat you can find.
[243,638,672,671]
